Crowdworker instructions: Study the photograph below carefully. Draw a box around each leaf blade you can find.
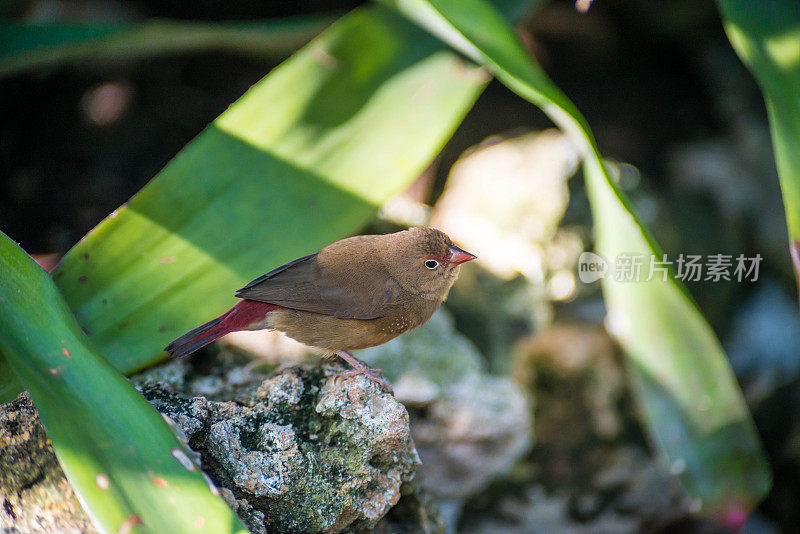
[49,5,489,374]
[717,0,800,297]
[0,231,247,534]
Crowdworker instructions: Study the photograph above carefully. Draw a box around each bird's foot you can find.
[338,368,394,395]
[335,350,394,395]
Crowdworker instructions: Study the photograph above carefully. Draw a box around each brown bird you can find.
[165,227,475,392]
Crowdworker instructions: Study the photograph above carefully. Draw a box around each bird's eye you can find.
[425,259,439,270]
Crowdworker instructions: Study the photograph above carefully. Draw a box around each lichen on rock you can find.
[138,363,420,534]
[2,351,430,534]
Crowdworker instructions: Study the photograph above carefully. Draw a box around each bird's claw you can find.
[337,367,394,395]
[333,350,394,394]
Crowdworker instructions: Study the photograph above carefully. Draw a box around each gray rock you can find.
[2,362,423,534]
[357,310,533,506]
[140,364,420,534]
[363,480,445,534]
[0,393,96,534]
[460,485,639,534]
[409,376,531,499]
[357,309,485,405]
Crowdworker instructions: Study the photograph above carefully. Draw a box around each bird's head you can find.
[382,227,476,299]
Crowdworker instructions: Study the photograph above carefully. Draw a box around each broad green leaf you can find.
[717,0,800,298]
[0,231,247,534]
[47,5,488,376]
[0,357,20,402]
[0,17,334,77]
[383,0,771,521]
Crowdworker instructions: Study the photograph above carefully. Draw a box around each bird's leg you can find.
[335,350,394,394]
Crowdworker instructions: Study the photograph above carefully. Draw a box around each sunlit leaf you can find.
[0,231,247,533]
[48,5,488,376]
[717,0,800,300]
[383,0,771,522]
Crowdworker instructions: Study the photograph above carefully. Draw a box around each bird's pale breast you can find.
[267,297,440,352]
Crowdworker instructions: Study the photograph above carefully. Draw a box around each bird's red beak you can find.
[449,245,476,265]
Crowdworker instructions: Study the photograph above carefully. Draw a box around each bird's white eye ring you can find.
[425,259,439,270]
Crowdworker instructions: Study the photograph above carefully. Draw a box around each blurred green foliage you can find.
[381,0,771,520]
[718,0,800,296]
[0,17,334,76]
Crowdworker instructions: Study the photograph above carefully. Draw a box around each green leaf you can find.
[717,0,800,297]
[0,17,334,77]
[0,231,247,533]
[0,357,21,403]
[382,0,771,521]
[47,5,488,375]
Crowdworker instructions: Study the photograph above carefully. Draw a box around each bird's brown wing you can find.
[234,253,400,320]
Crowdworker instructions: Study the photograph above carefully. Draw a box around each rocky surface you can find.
[358,310,533,527]
[459,447,693,534]
[0,361,431,534]
[137,362,421,534]
[455,322,768,534]
[0,393,96,534]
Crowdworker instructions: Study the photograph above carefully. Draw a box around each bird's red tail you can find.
[164,299,279,358]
